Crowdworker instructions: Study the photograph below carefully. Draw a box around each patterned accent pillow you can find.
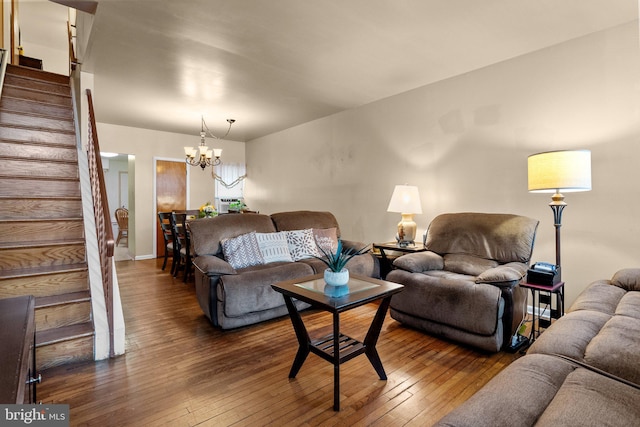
[255,232,293,264]
[221,231,264,269]
[313,227,339,254]
[286,229,322,261]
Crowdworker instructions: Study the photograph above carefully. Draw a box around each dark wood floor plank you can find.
[37,258,524,426]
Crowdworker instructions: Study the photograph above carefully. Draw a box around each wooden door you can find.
[156,160,186,257]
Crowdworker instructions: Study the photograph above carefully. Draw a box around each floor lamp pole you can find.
[550,191,566,280]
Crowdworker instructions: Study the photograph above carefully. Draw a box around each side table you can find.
[272,274,404,411]
[520,281,564,342]
[373,242,427,278]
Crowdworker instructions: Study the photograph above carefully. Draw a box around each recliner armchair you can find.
[386,212,539,352]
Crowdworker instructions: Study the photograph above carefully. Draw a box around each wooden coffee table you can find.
[272,273,403,411]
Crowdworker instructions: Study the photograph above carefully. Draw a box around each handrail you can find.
[0,48,9,99]
[67,21,78,73]
[85,88,116,358]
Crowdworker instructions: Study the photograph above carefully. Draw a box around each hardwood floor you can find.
[38,259,524,426]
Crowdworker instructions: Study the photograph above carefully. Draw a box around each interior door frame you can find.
[153,157,190,258]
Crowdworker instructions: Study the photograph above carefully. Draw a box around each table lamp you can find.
[387,185,422,246]
[527,149,591,279]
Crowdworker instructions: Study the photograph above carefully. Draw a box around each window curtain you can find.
[213,163,246,198]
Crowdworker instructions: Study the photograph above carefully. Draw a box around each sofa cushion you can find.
[425,212,539,263]
[529,276,640,386]
[271,210,341,237]
[444,253,498,276]
[313,227,339,253]
[221,232,264,269]
[255,232,293,264]
[219,262,314,317]
[388,269,503,336]
[189,213,276,256]
[435,353,640,427]
[286,229,321,261]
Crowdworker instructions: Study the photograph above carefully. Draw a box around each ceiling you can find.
[33,1,640,141]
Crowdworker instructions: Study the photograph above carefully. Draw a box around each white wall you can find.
[246,21,640,307]
[95,123,246,259]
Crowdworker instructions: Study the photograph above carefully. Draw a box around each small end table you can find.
[272,274,403,411]
[520,281,564,342]
[373,242,427,278]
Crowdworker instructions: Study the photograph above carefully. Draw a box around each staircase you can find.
[0,64,94,371]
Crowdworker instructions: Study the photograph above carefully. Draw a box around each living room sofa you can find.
[189,210,379,329]
[386,212,539,352]
[436,268,640,426]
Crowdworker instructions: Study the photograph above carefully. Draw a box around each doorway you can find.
[155,159,187,258]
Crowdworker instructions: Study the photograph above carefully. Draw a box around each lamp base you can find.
[396,213,417,243]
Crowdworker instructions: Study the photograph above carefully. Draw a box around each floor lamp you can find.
[527,150,592,280]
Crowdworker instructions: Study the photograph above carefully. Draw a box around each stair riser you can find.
[3,74,71,97]
[1,86,72,107]
[0,125,75,146]
[0,178,81,198]
[0,198,82,220]
[0,270,89,298]
[36,336,93,371]
[0,245,86,270]
[0,111,74,132]
[35,301,92,332]
[0,158,79,179]
[0,220,85,244]
[0,97,73,120]
[0,141,78,163]
[7,65,70,85]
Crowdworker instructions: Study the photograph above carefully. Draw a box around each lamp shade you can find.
[387,185,423,214]
[528,150,591,193]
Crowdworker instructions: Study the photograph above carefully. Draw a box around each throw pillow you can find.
[286,229,322,261]
[313,227,339,254]
[255,232,293,264]
[221,231,264,269]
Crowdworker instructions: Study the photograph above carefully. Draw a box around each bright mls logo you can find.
[0,405,69,426]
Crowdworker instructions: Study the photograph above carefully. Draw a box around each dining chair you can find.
[157,212,178,274]
[115,207,129,246]
[171,210,198,282]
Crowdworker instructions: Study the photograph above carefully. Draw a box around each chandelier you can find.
[184,117,235,169]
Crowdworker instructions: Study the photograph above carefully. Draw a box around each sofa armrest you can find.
[476,262,527,288]
[393,251,444,273]
[611,268,640,291]
[193,255,237,276]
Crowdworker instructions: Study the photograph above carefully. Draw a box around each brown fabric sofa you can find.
[386,212,539,352]
[189,210,380,329]
[436,268,640,426]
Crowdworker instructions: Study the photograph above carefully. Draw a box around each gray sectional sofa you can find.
[436,268,640,426]
[188,210,379,329]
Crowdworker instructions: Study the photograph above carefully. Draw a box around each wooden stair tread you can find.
[0,96,74,119]
[0,239,85,249]
[36,322,94,347]
[0,217,83,223]
[6,64,70,85]
[0,262,87,280]
[35,290,91,308]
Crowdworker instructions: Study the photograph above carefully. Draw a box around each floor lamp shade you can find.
[528,150,591,193]
[387,185,423,244]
